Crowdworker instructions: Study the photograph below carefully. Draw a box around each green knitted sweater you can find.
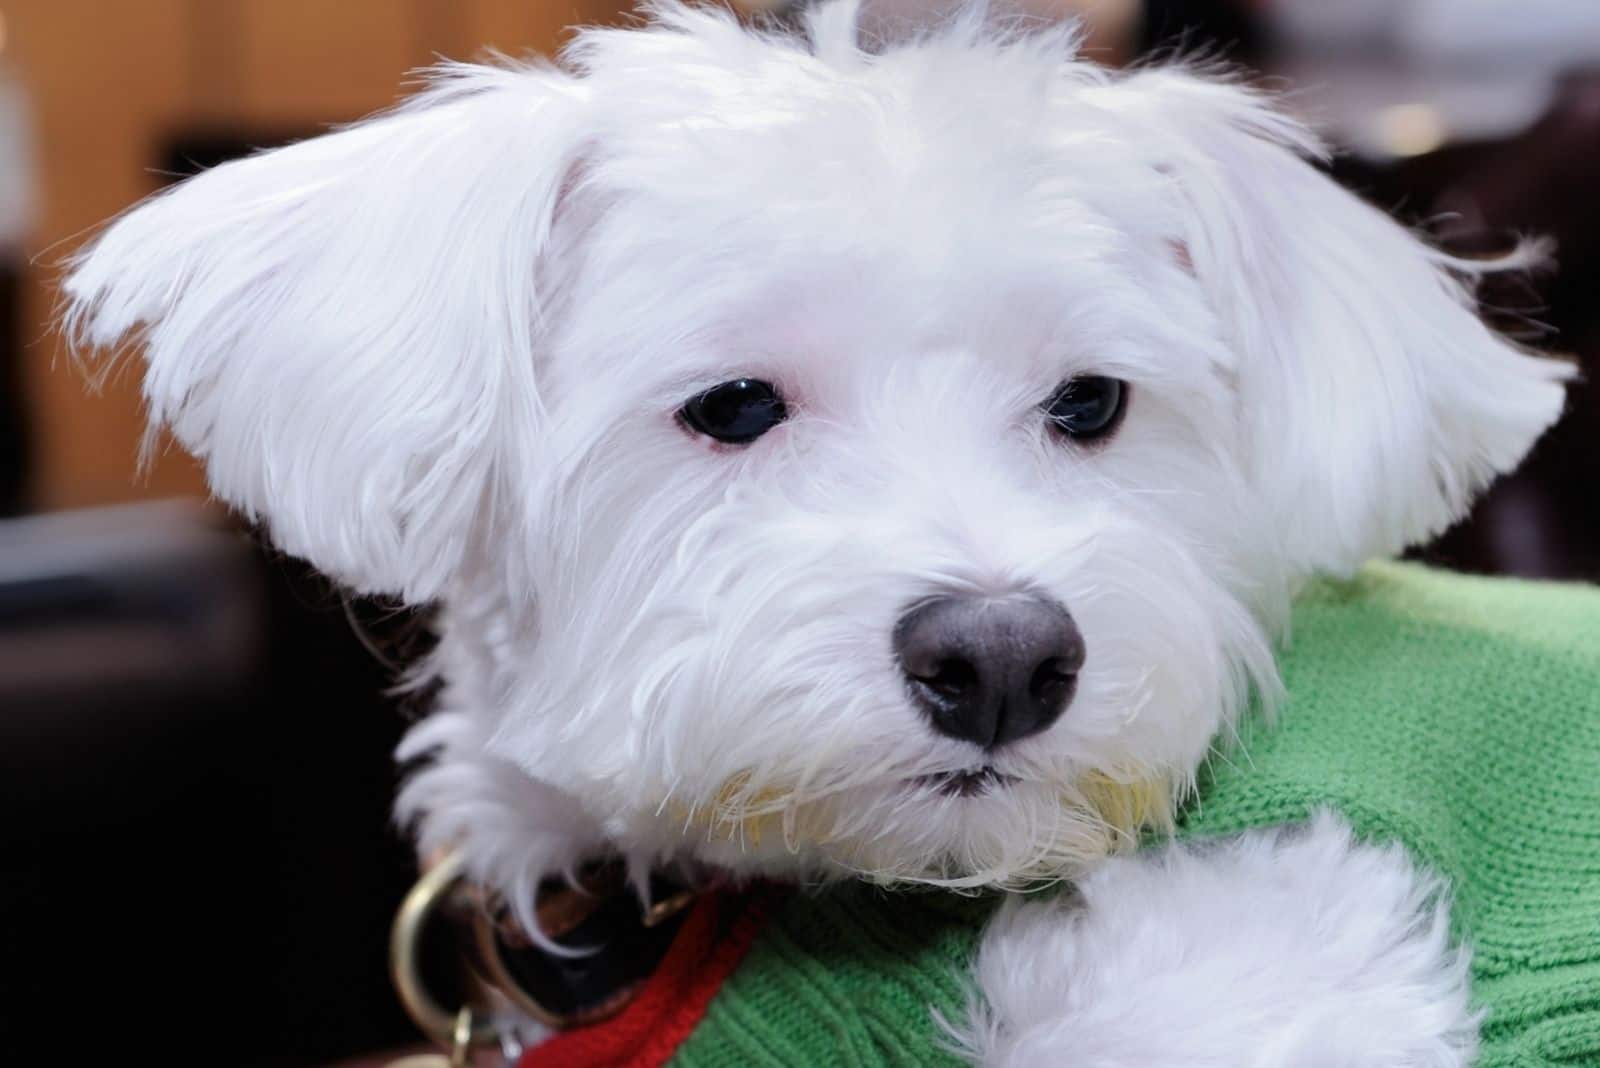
[669,563,1600,1067]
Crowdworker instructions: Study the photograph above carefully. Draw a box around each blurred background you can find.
[1,1,1595,1064]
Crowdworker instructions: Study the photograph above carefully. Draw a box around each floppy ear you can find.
[1105,70,1573,576]
[64,61,588,601]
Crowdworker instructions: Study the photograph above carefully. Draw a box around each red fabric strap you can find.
[518,889,774,1068]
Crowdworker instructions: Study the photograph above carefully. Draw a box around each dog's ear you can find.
[1102,70,1572,576]
[64,62,587,601]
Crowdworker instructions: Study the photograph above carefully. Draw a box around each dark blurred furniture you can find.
[1,502,421,1066]
[0,127,434,1068]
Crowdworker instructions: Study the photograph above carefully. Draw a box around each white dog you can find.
[64,2,1578,1064]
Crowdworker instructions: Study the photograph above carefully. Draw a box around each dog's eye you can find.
[679,379,788,444]
[1043,376,1127,442]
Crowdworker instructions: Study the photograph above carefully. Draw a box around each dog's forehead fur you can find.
[559,11,1207,380]
[549,80,1226,459]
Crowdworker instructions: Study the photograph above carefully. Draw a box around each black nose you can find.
[894,595,1084,749]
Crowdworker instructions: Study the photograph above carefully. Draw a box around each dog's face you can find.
[514,165,1278,884]
[67,2,1568,890]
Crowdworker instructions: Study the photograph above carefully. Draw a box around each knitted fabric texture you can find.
[668,882,985,1067]
[648,563,1600,1065]
[1179,562,1600,1066]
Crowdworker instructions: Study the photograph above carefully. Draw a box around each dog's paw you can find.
[959,811,1478,1068]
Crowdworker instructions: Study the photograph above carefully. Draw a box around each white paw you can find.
[961,811,1478,1067]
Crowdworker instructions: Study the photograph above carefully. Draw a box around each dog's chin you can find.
[669,770,1171,889]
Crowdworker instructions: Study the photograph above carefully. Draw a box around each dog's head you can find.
[66,2,1569,894]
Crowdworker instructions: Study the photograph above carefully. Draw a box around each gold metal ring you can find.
[389,850,499,1048]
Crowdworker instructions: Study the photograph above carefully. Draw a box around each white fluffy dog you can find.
[64,1,1571,1063]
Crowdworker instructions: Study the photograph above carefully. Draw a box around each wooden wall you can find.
[7,0,626,512]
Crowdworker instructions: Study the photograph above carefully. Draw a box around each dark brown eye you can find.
[1043,376,1127,442]
[680,379,788,444]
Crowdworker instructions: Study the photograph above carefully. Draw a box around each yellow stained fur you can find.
[676,770,1174,862]
[1074,771,1175,850]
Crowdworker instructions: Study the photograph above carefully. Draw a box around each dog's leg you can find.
[960,810,1477,1067]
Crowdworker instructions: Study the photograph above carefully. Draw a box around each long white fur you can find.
[62,1,1570,1062]
[959,811,1479,1067]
